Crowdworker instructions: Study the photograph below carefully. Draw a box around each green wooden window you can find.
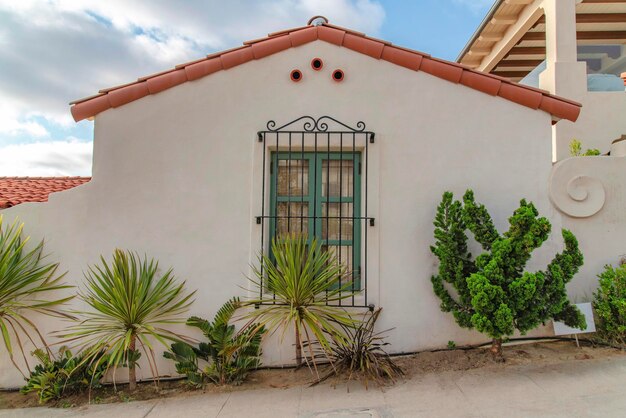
[269,151,361,288]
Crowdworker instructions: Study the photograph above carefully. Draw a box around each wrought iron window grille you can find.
[255,116,375,309]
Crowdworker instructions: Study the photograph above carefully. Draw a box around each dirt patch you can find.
[1,340,624,410]
[395,340,620,378]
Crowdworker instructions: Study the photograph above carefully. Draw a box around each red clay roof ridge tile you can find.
[267,25,311,38]
[69,21,582,124]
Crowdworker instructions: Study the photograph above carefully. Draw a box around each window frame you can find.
[268,151,362,288]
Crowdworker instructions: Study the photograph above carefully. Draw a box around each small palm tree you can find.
[63,249,195,391]
[246,234,357,368]
[0,216,73,376]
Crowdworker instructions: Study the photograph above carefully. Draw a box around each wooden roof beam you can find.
[521,32,546,41]
[479,33,505,42]
[579,0,626,3]
[479,1,545,73]
[497,59,544,67]
[576,31,626,40]
[535,13,626,25]
[467,47,492,56]
[507,46,546,56]
[491,15,518,25]
[522,31,626,41]
[492,70,532,78]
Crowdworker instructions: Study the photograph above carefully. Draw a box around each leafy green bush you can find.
[593,264,626,345]
[0,216,74,375]
[431,190,586,360]
[569,139,601,157]
[164,297,265,387]
[20,347,108,404]
[314,308,403,387]
[61,249,195,391]
[246,234,357,367]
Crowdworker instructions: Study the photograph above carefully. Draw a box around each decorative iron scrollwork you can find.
[264,116,367,133]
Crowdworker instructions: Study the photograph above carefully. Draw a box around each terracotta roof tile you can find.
[220,46,254,69]
[0,177,90,209]
[343,33,385,59]
[381,45,423,71]
[250,34,292,59]
[317,25,345,46]
[288,26,318,47]
[184,58,222,81]
[146,69,188,94]
[420,57,464,84]
[460,70,501,96]
[69,21,582,124]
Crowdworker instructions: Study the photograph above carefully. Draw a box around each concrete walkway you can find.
[2,354,626,418]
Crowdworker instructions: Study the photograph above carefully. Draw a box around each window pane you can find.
[276,202,308,237]
[322,245,353,271]
[277,159,308,197]
[322,203,353,241]
[322,160,353,198]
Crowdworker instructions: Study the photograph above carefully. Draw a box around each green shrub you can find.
[164,297,265,387]
[430,190,586,360]
[314,308,403,387]
[569,139,601,157]
[61,249,195,391]
[0,216,74,375]
[20,347,108,404]
[593,264,626,345]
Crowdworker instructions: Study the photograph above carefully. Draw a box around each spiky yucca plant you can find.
[0,216,73,375]
[313,308,403,387]
[246,234,358,369]
[62,249,195,391]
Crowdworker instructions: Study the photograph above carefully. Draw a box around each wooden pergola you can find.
[457,0,626,82]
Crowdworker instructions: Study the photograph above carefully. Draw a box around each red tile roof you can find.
[0,177,90,209]
[70,21,582,124]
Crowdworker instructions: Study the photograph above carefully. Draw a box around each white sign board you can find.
[553,302,595,335]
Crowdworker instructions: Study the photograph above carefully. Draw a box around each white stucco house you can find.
[1,15,625,388]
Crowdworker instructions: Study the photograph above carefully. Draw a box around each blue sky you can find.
[0,0,492,176]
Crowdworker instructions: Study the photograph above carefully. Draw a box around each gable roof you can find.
[0,177,90,209]
[70,20,582,124]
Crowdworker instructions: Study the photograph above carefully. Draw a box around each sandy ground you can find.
[1,340,625,417]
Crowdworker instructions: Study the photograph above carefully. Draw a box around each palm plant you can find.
[62,249,195,391]
[164,297,266,386]
[246,234,358,368]
[0,216,73,376]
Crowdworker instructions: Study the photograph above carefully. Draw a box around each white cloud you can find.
[0,0,384,175]
[0,140,92,176]
[0,103,50,138]
[0,0,385,130]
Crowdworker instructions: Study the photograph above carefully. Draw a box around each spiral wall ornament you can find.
[549,158,606,218]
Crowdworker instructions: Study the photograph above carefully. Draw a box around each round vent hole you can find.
[311,58,323,70]
[290,69,302,82]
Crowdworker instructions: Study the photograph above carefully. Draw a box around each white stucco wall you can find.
[1,40,577,388]
[553,92,626,161]
[549,154,626,298]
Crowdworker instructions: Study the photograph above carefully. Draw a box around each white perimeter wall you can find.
[1,40,577,388]
[553,92,626,161]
